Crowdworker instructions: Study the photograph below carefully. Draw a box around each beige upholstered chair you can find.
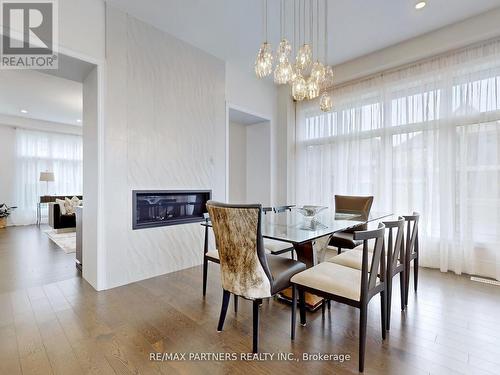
[206,201,306,353]
[291,223,387,372]
[329,195,374,254]
[328,216,406,329]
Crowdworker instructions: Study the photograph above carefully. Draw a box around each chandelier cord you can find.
[264,0,268,42]
[293,0,297,52]
[302,0,305,46]
[316,0,318,60]
[324,0,327,64]
[309,0,313,48]
[280,0,283,40]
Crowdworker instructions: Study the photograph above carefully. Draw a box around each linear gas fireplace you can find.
[132,190,211,230]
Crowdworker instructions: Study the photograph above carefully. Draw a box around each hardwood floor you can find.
[1,226,500,374]
[0,225,78,294]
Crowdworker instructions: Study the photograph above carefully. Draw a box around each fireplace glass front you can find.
[132,190,211,229]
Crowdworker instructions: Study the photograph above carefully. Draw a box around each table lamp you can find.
[39,171,55,196]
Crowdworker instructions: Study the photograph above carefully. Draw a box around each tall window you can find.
[13,129,83,225]
[295,39,500,280]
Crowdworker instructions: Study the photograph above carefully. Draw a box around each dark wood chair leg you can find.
[380,290,387,340]
[234,295,238,313]
[299,289,306,326]
[291,285,297,340]
[399,270,406,311]
[290,249,295,260]
[414,257,419,292]
[386,277,392,331]
[327,299,331,310]
[202,258,208,296]
[252,299,262,353]
[359,305,367,373]
[217,290,231,332]
[321,299,326,315]
[337,247,342,255]
[405,261,410,306]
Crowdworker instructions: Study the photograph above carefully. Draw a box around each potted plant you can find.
[0,204,15,229]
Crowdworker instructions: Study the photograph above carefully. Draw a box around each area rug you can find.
[45,230,76,254]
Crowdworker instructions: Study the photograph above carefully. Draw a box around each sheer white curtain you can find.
[13,129,83,225]
[296,39,500,280]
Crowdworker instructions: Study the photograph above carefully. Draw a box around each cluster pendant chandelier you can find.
[255,0,333,112]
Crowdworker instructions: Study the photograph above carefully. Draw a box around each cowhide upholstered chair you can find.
[206,201,306,353]
[329,195,374,254]
[291,223,387,373]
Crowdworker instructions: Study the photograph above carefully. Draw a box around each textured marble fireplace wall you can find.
[104,6,226,289]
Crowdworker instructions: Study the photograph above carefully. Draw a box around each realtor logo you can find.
[1,0,58,69]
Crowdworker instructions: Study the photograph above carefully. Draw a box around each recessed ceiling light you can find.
[20,109,28,114]
[415,1,426,10]
[76,119,82,123]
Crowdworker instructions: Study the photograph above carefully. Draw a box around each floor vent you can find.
[471,276,500,286]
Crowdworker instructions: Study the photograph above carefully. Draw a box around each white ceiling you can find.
[0,69,82,125]
[109,0,500,72]
[2,1,500,126]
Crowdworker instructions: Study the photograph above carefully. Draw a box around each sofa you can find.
[48,195,83,230]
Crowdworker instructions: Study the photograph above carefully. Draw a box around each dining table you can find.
[201,207,393,309]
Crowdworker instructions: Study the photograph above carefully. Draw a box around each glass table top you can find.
[261,209,393,244]
[202,208,394,245]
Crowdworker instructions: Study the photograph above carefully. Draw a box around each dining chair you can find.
[206,201,306,353]
[403,212,420,306]
[202,211,280,306]
[329,195,374,254]
[327,217,405,329]
[263,205,296,259]
[291,223,386,373]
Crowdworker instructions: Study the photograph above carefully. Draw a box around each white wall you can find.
[225,64,283,204]
[246,122,271,206]
[228,120,271,205]
[103,6,226,289]
[59,0,105,62]
[82,67,100,289]
[228,121,247,203]
[0,125,16,225]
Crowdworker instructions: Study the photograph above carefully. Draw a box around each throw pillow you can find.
[64,197,75,215]
[55,199,67,215]
[71,196,81,207]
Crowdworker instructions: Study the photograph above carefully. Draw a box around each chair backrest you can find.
[334,195,374,220]
[382,217,405,274]
[403,212,420,258]
[354,223,386,302]
[273,205,295,213]
[206,201,273,299]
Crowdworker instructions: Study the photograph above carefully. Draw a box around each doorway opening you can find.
[0,52,99,292]
[227,107,271,206]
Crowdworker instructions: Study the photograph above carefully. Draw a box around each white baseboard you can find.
[470,276,500,286]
